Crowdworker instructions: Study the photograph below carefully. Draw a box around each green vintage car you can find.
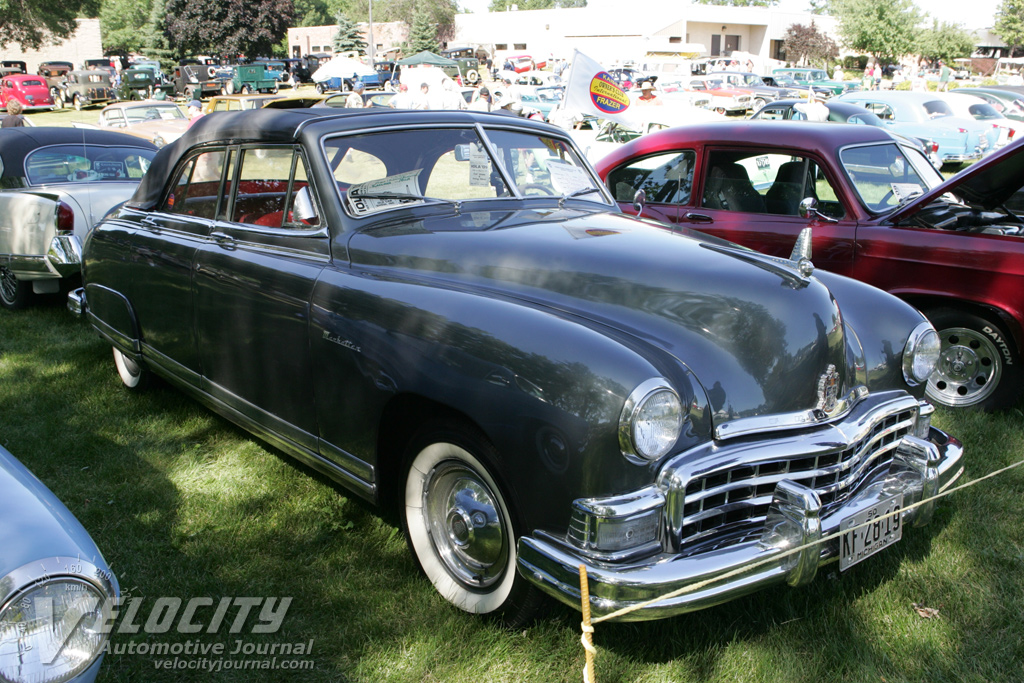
[119,68,174,100]
[772,67,858,96]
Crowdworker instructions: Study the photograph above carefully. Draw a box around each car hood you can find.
[0,445,110,575]
[348,208,855,421]
[890,135,1024,221]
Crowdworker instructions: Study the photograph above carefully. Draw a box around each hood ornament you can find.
[789,227,815,278]
[816,364,841,415]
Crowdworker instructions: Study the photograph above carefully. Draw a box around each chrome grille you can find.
[675,405,916,546]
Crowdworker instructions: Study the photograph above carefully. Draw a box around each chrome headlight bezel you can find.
[903,321,941,386]
[619,378,684,463]
[0,557,116,683]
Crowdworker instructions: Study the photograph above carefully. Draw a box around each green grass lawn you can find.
[2,302,1023,682]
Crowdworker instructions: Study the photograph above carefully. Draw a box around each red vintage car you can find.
[0,73,54,111]
[595,121,1024,410]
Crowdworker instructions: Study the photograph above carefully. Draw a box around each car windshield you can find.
[840,142,944,213]
[123,104,185,123]
[25,145,156,185]
[323,126,607,218]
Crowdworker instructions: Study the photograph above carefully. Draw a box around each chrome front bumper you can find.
[518,402,963,622]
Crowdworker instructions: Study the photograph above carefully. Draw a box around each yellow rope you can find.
[579,565,596,683]
[588,456,1024,624]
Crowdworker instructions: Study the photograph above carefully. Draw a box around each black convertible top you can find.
[127,107,565,210]
[0,127,157,184]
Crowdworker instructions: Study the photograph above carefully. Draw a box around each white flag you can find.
[560,49,635,123]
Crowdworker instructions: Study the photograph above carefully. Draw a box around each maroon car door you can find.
[678,147,858,275]
[604,149,691,225]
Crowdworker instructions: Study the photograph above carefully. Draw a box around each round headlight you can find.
[620,379,684,462]
[903,321,941,385]
[0,578,111,683]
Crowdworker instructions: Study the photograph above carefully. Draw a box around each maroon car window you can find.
[606,151,695,205]
[701,150,844,218]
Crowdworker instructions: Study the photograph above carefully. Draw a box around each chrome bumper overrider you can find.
[517,395,964,621]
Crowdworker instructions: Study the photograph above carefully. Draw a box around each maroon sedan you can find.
[595,121,1024,410]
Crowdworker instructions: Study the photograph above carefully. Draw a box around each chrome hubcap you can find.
[926,326,1001,407]
[424,462,506,588]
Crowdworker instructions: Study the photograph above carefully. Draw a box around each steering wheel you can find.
[520,183,555,196]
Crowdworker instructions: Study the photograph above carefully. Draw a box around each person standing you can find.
[468,86,493,111]
[938,61,951,91]
[1,99,26,127]
[635,82,662,106]
[186,99,204,128]
[345,82,366,108]
[412,82,431,110]
[440,78,466,110]
[389,83,413,109]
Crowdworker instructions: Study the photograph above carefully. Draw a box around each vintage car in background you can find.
[254,58,294,87]
[226,63,280,95]
[505,54,545,72]
[685,76,751,114]
[772,67,857,96]
[0,60,26,76]
[440,47,483,85]
[171,63,223,101]
[204,93,286,113]
[73,108,961,623]
[37,60,73,103]
[596,121,1024,410]
[951,87,1024,122]
[939,92,1022,147]
[707,71,803,112]
[118,67,174,101]
[55,69,116,110]
[837,90,999,166]
[312,56,381,93]
[0,74,54,112]
[572,107,726,162]
[0,127,157,309]
[96,100,189,147]
[751,99,943,168]
[0,443,118,683]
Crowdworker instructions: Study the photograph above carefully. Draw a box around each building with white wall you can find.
[1,18,103,74]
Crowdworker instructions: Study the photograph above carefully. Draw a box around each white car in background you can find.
[939,91,1022,149]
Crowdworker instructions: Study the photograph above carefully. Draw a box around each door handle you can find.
[210,231,237,249]
[140,216,161,233]
[684,213,714,223]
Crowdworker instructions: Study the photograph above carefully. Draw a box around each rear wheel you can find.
[241,84,251,95]
[73,94,83,110]
[113,347,149,390]
[0,266,30,310]
[315,83,325,95]
[925,309,1022,410]
[401,420,541,625]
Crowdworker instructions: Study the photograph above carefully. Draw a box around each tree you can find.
[693,0,778,6]
[378,0,458,43]
[918,20,976,64]
[295,0,332,26]
[101,0,153,54]
[0,0,101,50]
[829,0,922,64]
[163,0,295,59]
[141,0,175,68]
[488,0,586,10]
[996,0,1024,56]
[782,21,839,68]
[332,13,366,54]
[405,7,439,54]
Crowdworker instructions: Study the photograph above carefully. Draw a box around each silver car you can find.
[0,127,157,310]
[0,443,118,682]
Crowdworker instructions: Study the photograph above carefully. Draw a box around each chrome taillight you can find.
[56,201,75,234]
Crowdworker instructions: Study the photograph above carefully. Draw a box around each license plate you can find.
[839,494,903,571]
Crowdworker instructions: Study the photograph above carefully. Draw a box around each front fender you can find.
[310,271,709,532]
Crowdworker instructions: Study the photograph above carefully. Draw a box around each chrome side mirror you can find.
[633,188,646,214]
[798,197,837,224]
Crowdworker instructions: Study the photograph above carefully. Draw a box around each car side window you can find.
[702,150,845,218]
[606,151,695,205]
[230,146,320,229]
[862,103,894,120]
[758,107,787,121]
[163,150,226,219]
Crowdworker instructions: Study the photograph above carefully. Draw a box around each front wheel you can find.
[113,347,149,390]
[73,94,83,111]
[402,421,541,625]
[0,266,30,310]
[315,82,325,94]
[752,98,768,112]
[925,309,1022,410]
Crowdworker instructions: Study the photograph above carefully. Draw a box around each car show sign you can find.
[561,49,635,123]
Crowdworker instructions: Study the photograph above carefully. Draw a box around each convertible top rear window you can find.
[25,145,156,185]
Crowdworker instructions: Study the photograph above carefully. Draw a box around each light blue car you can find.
[0,444,118,683]
[837,90,1000,165]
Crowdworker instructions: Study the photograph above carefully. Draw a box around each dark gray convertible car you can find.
[73,109,963,623]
